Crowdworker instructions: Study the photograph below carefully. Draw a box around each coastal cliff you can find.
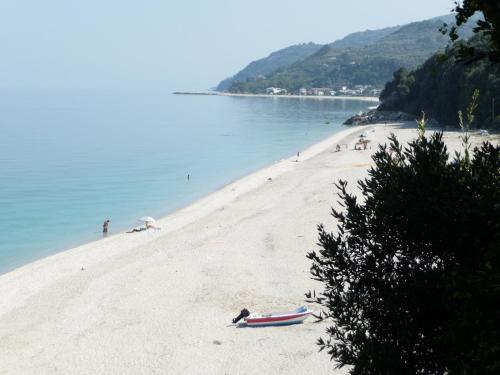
[343,109,416,125]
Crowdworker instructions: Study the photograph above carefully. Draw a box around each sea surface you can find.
[0,89,372,274]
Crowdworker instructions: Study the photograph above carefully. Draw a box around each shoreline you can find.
[0,92,377,277]
[0,124,365,280]
[1,122,493,374]
[174,91,380,102]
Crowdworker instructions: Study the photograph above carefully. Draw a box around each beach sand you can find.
[0,123,494,374]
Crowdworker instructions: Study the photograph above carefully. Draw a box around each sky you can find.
[0,0,456,91]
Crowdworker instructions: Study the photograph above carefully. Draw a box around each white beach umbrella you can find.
[139,216,156,223]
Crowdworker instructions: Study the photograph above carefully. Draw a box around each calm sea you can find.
[0,89,372,274]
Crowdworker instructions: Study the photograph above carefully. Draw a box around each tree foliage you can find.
[441,0,500,60]
[307,121,500,374]
[380,34,500,128]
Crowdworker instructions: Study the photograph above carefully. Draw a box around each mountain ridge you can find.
[219,14,478,94]
[216,43,322,91]
[216,23,409,92]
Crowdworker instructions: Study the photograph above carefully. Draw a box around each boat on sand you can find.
[232,306,313,327]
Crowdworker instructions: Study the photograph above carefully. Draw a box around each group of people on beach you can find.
[102,218,161,235]
[99,171,191,235]
[126,221,160,233]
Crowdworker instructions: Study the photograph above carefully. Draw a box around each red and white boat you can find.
[244,306,313,327]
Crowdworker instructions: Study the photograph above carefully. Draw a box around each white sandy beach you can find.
[0,123,494,375]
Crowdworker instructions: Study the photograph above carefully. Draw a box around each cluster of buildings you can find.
[265,85,382,97]
[298,87,336,96]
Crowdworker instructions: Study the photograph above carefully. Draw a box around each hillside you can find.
[379,33,500,128]
[216,43,322,91]
[216,24,404,92]
[328,25,401,49]
[226,14,478,94]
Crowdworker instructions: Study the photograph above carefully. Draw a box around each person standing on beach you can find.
[103,219,110,235]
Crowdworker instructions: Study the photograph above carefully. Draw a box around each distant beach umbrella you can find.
[139,216,156,223]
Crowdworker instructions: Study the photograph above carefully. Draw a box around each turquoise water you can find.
[0,89,372,274]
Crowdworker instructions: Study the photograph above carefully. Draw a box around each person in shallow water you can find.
[102,219,110,234]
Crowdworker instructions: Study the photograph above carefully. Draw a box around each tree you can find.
[306,114,500,374]
[379,68,415,109]
[441,0,500,61]
[379,33,500,128]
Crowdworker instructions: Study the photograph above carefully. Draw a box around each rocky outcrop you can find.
[344,110,417,125]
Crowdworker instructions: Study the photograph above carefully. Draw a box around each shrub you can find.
[307,119,500,374]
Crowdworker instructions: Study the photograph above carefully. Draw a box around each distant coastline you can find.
[173,91,380,102]
[172,91,218,96]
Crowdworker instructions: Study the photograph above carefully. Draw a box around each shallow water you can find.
[0,89,372,274]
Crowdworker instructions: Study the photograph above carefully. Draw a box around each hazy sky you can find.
[0,0,456,90]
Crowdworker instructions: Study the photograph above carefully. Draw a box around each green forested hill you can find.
[327,25,401,49]
[379,33,500,128]
[225,15,478,94]
[216,24,406,92]
[216,43,322,91]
